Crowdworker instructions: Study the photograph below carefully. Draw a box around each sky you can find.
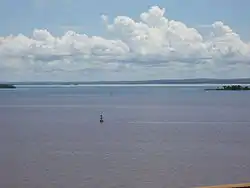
[0,0,250,81]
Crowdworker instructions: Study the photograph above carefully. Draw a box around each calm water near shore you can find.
[0,85,250,188]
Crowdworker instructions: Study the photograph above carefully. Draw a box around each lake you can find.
[0,85,250,188]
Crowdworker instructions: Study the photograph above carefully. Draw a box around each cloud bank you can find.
[0,6,250,81]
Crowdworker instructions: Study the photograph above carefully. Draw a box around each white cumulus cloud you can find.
[0,6,250,81]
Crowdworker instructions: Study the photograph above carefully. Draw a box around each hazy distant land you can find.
[0,84,16,89]
[3,78,250,85]
[205,85,250,91]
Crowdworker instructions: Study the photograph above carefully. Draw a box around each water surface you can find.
[0,85,250,188]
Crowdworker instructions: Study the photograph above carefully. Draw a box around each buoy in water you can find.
[100,114,104,123]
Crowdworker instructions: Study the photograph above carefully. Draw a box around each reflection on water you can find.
[0,86,250,188]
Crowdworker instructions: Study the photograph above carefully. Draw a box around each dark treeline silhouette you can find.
[206,85,250,91]
[0,84,16,88]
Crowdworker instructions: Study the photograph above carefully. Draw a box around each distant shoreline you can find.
[2,78,250,86]
[205,85,250,91]
[0,84,16,89]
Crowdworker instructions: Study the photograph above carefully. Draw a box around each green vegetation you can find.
[206,85,250,91]
[0,84,16,89]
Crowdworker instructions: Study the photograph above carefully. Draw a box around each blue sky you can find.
[0,0,250,81]
[1,0,249,39]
